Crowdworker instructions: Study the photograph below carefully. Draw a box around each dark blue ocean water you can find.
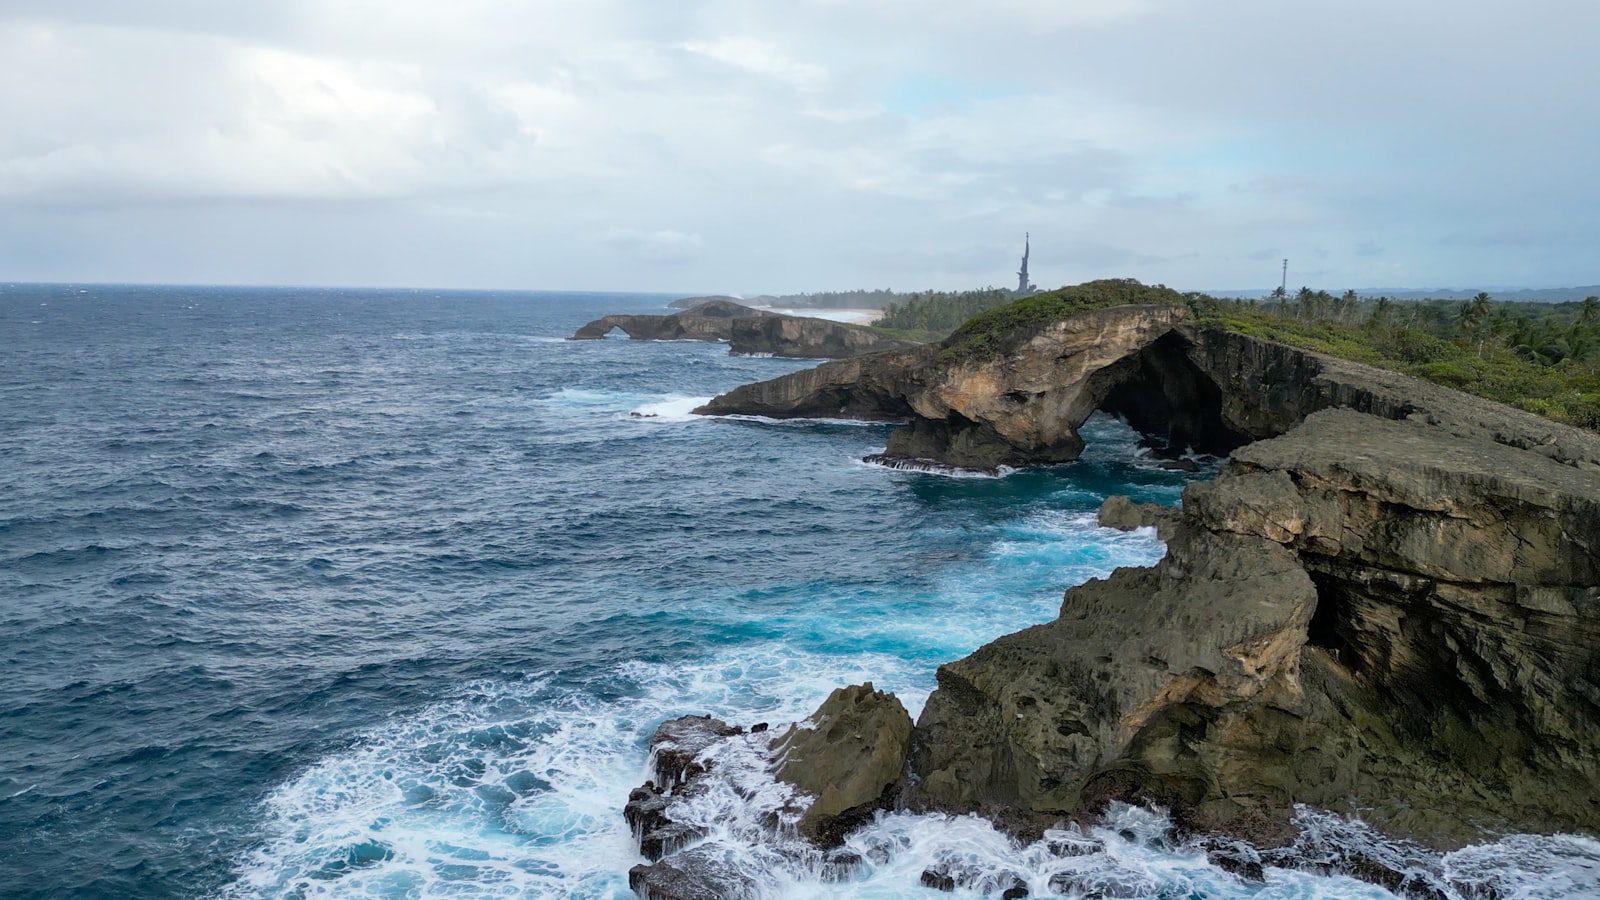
[2,285,1594,899]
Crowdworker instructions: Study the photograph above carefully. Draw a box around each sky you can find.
[1,0,1596,294]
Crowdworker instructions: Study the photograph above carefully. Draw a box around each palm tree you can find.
[1457,292,1493,357]
[1368,297,1393,329]
[1580,296,1599,328]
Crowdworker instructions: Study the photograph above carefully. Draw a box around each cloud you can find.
[679,36,827,91]
[0,1,1596,290]
[601,227,705,264]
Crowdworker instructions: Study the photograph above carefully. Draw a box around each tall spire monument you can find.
[1015,233,1035,296]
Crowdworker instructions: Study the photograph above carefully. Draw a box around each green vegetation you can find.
[871,288,1017,341]
[938,279,1190,361]
[1191,290,1600,430]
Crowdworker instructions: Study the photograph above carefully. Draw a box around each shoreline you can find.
[754,306,882,325]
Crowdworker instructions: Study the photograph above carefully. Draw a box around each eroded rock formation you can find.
[911,406,1600,845]
[695,304,1600,473]
[654,300,1600,893]
[570,300,914,359]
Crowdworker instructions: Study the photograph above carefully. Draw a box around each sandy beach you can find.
[757,306,882,325]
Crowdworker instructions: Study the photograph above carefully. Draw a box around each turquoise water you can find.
[2,285,1594,898]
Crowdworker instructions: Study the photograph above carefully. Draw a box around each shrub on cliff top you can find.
[939,279,1186,361]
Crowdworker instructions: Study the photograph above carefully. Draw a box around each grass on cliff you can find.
[911,277,1600,432]
[1193,303,1600,430]
[938,279,1188,361]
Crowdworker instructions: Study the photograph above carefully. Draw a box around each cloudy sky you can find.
[1,1,1595,293]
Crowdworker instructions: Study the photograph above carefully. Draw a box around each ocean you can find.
[1,285,1594,898]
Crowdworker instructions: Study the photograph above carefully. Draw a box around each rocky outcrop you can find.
[571,300,914,359]
[695,304,1600,473]
[770,683,912,845]
[698,305,1190,469]
[571,299,773,343]
[623,688,910,893]
[729,315,915,360]
[629,845,758,900]
[909,407,1600,847]
[665,297,1600,888]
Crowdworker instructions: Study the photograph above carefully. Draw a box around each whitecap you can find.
[627,396,712,422]
[854,453,1016,479]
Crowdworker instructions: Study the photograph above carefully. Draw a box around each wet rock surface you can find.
[646,714,743,790]
[628,844,758,900]
[623,689,908,895]
[770,683,912,846]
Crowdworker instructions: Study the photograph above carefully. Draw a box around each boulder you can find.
[1096,496,1180,539]
[627,845,759,900]
[771,683,913,845]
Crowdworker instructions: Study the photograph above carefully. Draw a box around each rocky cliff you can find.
[570,300,914,359]
[695,304,1600,472]
[912,407,1600,847]
[683,300,1600,866]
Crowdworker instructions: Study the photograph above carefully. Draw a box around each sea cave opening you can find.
[1094,332,1250,460]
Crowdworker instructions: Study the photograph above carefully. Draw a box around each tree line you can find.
[1194,288,1600,429]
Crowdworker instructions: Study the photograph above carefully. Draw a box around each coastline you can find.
[755,306,882,325]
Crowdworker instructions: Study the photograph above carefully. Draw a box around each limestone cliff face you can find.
[728,315,916,359]
[698,305,1189,468]
[570,300,913,360]
[570,299,773,343]
[910,408,1600,846]
[696,305,1600,473]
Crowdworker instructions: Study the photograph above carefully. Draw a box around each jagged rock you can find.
[911,403,1600,849]
[648,715,742,789]
[1046,869,1162,898]
[729,315,914,359]
[1096,496,1179,539]
[679,296,1600,893]
[818,848,864,882]
[1154,457,1200,472]
[626,783,710,862]
[1044,833,1105,857]
[917,862,1028,896]
[771,683,913,846]
[909,516,1318,835]
[920,865,957,891]
[1199,836,1266,883]
[572,300,772,342]
[627,845,759,900]
[570,300,913,359]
